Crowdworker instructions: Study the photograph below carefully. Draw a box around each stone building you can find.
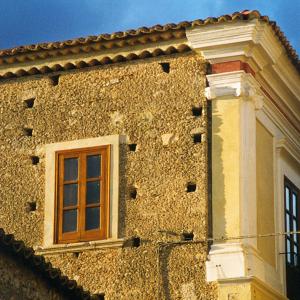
[0,10,299,300]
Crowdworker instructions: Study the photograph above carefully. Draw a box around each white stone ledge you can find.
[206,242,283,294]
[35,238,124,255]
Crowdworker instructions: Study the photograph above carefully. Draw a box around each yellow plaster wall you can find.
[256,120,275,267]
[218,278,287,300]
[212,98,240,238]
[218,281,251,300]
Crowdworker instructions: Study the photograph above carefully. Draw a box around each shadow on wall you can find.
[211,100,226,240]
[158,244,172,300]
[118,143,127,238]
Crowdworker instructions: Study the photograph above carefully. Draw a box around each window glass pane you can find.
[64,158,78,181]
[285,187,290,211]
[85,207,100,230]
[293,219,297,241]
[63,183,78,207]
[86,181,100,204]
[294,245,298,266]
[63,209,77,233]
[293,193,297,217]
[286,213,290,233]
[287,239,291,263]
[87,155,101,178]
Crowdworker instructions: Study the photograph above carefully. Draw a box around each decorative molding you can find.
[36,238,124,255]
[206,243,246,281]
[187,18,300,135]
[205,71,264,111]
[276,138,300,164]
[206,243,283,294]
[257,96,300,153]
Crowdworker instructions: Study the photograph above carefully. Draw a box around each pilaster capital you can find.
[205,71,265,110]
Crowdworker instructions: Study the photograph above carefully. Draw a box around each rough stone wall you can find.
[0,52,216,299]
[0,251,65,300]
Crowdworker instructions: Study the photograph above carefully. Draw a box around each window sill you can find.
[35,238,124,255]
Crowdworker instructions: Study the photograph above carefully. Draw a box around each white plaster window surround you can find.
[275,138,300,295]
[38,135,126,254]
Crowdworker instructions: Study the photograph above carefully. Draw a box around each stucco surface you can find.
[256,120,275,267]
[0,53,216,299]
[212,98,240,238]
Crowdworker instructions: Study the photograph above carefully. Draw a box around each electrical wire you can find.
[157,230,300,246]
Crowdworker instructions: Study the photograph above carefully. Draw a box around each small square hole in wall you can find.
[192,106,202,117]
[72,252,80,259]
[160,62,170,73]
[132,237,141,247]
[23,128,33,137]
[130,187,137,199]
[49,75,60,86]
[182,232,194,241]
[30,156,39,165]
[193,133,202,144]
[92,293,105,300]
[186,183,196,193]
[24,98,35,108]
[128,144,137,152]
[26,201,37,213]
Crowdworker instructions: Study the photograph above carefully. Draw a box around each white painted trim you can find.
[205,70,293,295]
[186,20,258,59]
[256,107,300,296]
[206,243,282,291]
[43,135,126,249]
[276,146,300,295]
[195,19,299,297]
[256,99,300,162]
[36,238,124,255]
[206,243,246,281]
[239,95,257,248]
[205,71,264,107]
[187,18,300,134]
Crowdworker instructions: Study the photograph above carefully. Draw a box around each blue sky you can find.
[0,0,299,54]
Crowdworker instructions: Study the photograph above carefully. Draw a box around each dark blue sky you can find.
[0,0,299,54]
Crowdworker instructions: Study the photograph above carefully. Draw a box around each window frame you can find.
[284,176,300,267]
[55,145,110,244]
[43,135,122,250]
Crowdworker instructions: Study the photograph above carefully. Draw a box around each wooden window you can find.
[284,177,300,299]
[55,146,110,243]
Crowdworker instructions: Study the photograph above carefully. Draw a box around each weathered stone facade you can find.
[0,53,216,299]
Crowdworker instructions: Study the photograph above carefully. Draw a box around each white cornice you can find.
[276,138,300,164]
[187,19,300,137]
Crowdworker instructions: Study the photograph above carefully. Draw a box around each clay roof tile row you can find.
[0,10,298,72]
[0,44,191,80]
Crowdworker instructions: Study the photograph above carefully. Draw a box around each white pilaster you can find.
[187,14,300,298]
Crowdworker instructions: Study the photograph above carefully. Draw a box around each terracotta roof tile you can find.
[0,44,191,80]
[0,10,298,73]
[0,228,102,300]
